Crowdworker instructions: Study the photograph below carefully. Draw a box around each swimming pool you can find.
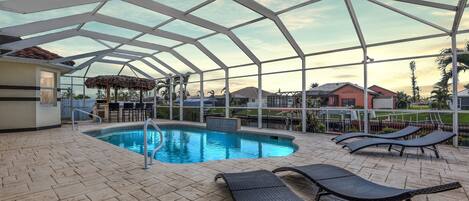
[85,125,297,164]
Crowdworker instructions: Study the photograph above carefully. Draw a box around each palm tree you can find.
[436,41,469,89]
[96,89,105,99]
[396,91,411,109]
[221,87,226,95]
[430,81,451,109]
[409,61,419,102]
[207,90,215,98]
[156,78,171,101]
[310,82,319,90]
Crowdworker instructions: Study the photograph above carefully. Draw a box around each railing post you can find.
[257,64,262,129]
[301,57,307,133]
[451,34,459,147]
[200,73,204,123]
[225,68,230,118]
[153,88,157,118]
[363,50,369,134]
[179,75,183,121]
[169,76,173,120]
[143,121,149,169]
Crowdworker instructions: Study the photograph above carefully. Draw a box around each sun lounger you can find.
[214,170,303,201]
[273,164,461,201]
[331,126,421,143]
[343,130,455,158]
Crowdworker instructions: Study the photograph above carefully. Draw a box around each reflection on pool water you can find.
[87,125,296,164]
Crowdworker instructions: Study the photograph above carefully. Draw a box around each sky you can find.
[1,0,469,97]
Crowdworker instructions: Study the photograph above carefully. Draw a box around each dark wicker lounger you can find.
[343,131,455,158]
[331,126,421,143]
[215,170,303,201]
[273,164,461,201]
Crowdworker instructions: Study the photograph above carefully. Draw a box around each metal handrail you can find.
[72,108,102,130]
[143,118,164,169]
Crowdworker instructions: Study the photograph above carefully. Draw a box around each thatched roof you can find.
[85,75,155,91]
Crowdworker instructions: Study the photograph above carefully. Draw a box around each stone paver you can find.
[1,121,469,201]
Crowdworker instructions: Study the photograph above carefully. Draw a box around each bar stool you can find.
[134,103,144,121]
[144,103,153,119]
[122,103,134,122]
[108,103,120,122]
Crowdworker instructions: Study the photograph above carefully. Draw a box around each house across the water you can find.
[458,88,469,110]
[266,82,397,109]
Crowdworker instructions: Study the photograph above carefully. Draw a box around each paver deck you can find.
[1,120,469,201]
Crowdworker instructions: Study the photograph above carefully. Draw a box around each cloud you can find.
[431,11,454,17]
[280,5,334,31]
[334,74,357,79]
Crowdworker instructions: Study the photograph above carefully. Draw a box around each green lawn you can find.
[157,106,469,124]
[374,112,469,124]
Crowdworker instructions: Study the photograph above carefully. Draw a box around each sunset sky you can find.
[1,0,468,97]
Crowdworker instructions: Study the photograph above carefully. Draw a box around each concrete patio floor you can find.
[1,120,469,201]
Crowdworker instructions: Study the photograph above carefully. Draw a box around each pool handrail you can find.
[143,118,164,169]
[72,108,102,130]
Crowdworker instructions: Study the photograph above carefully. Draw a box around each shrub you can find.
[381,127,398,134]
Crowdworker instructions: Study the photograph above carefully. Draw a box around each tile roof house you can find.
[0,35,74,132]
[267,82,396,109]
[458,88,469,110]
[0,35,75,66]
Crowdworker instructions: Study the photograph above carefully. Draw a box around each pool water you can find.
[88,125,296,164]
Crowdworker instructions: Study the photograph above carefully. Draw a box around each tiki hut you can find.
[85,75,155,103]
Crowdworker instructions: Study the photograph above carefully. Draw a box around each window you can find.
[40,71,56,106]
[341,98,355,107]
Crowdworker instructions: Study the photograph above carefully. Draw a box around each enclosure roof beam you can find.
[147,56,180,75]
[0,28,197,74]
[115,49,181,75]
[394,0,457,11]
[0,12,93,37]
[51,49,114,63]
[93,14,226,69]
[126,63,154,79]
[73,55,105,72]
[369,0,451,34]
[113,49,152,57]
[169,49,202,73]
[105,52,141,61]
[97,59,127,65]
[234,0,305,58]
[452,0,468,34]
[76,1,108,31]
[344,0,366,50]
[0,12,224,70]
[0,29,78,52]
[0,0,102,14]
[113,49,180,75]
[138,59,169,77]
[123,0,261,65]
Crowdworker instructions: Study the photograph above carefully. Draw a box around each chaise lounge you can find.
[215,164,461,201]
[343,130,455,158]
[272,164,461,201]
[331,126,421,143]
[214,170,303,201]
